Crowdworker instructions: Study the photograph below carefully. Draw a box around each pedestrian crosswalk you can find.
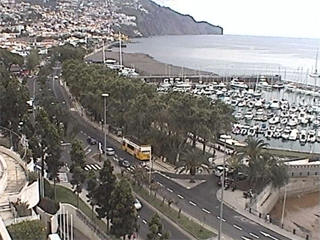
[84,164,102,171]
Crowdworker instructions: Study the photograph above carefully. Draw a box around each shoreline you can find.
[85,49,215,76]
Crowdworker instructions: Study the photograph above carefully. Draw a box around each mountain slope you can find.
[114,0,223,37]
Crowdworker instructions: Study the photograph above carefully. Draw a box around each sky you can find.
[153,0,320,39]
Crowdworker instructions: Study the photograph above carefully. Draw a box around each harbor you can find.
[155,76,320,153]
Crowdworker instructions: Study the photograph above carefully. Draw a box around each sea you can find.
[125,35,320,153]
[125,34,320,85]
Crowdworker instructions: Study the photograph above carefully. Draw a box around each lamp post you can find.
[102,93,109,159]
[218,138,227,240]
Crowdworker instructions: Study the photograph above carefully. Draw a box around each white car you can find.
[134,199,142,210]
[105,147,115,156]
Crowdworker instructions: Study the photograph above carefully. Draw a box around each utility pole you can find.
[218,139,227,240]
[102,93,109,159]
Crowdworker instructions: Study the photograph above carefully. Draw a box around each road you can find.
[33,65,191,240]
[48,64,294,240]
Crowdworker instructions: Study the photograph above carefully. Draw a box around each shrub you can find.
[38,197,59,215]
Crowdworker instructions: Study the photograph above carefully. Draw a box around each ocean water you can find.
[125,35,320,84]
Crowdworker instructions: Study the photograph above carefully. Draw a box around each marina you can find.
[155,76,320,153]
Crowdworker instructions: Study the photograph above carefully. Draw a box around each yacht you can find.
[307,130,316,143]
[269,116,280,124]
[248,127,256,137]
[280,118,288,125]
[240,128,248,135]
[299,130,307,144]
[270,100,280,110]
[288,117,299,127]
[289,129,299,141]
[317,129,320,143]
[230,79,249,89]
[298,112,308,125]
[244,111,254,120]
[281,127,291,140]
[264,129,273,139]
[234,112,243,120]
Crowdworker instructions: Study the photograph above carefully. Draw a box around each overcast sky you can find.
[153,0,320,39]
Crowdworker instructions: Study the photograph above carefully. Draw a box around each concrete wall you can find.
[252,177,320,215]
[0,217,12,240]
[0,146,28,173]
[8,181,40,209]
[0,155,8,195]
[252,183,280,214]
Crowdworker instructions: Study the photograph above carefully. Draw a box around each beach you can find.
[85,50,212,76]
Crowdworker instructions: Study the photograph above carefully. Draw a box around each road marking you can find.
[216,216,226,222]
[241,237,252,240]
[167,188,173,193]
[249,233,259,239]
[142,219,147,224]
[259,231,278,240]
[202,208,211,214]
[157,182,164,187]
[84,145,90,151]
[177,194,184,199]
[233,224,242,231]
[189,201,197,206]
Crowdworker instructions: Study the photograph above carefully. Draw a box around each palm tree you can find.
[175,149,209,183]
[236,137,269,163]
[235,138,288,189]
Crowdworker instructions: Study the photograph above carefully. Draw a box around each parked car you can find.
[119,159,130,168]
[105,147,115,156]
[87,137,97,145]
[134,198,142,210]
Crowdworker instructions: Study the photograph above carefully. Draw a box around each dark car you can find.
[119,159,130,168]
[87,137,97,145]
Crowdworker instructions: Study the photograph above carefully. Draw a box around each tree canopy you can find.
[62,59,234,165]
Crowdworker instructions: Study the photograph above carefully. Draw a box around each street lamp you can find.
[102,93,109,159]
[218,137,227,240]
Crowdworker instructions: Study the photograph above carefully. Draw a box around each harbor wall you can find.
[251,177,320,215]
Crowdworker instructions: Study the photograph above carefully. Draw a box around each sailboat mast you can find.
[315,49,318,73]
[119,32,122,67]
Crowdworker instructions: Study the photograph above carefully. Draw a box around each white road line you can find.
[260,231,278,240]
[142,219,147,224]
[202,208,211,214]
[157,182,164,187]
[216,216,226,222]
[241,237,252,240]
[177,194,184,199]
[249,233,259,239]
[233,224,242,231]
[189,201,197,206]
[167,188,173,193]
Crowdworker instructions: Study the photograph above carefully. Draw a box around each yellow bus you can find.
[121,136,151,161]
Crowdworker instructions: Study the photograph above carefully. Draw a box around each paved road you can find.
[49,65,294,240]
[41,66,191,240]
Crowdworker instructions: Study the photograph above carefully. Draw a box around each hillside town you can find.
[0,0,138,56]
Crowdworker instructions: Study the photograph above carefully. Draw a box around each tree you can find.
[110,179,138,239]
[70,139,85,168]
[147,213,170,240]
[7,220,46,240]
[235,138,288,189]
[26,49,40,71]
[70,166,87,207]
[94,160,116,231]
[175,149,209,183]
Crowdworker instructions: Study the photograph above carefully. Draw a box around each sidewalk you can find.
[216,189,305,240]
